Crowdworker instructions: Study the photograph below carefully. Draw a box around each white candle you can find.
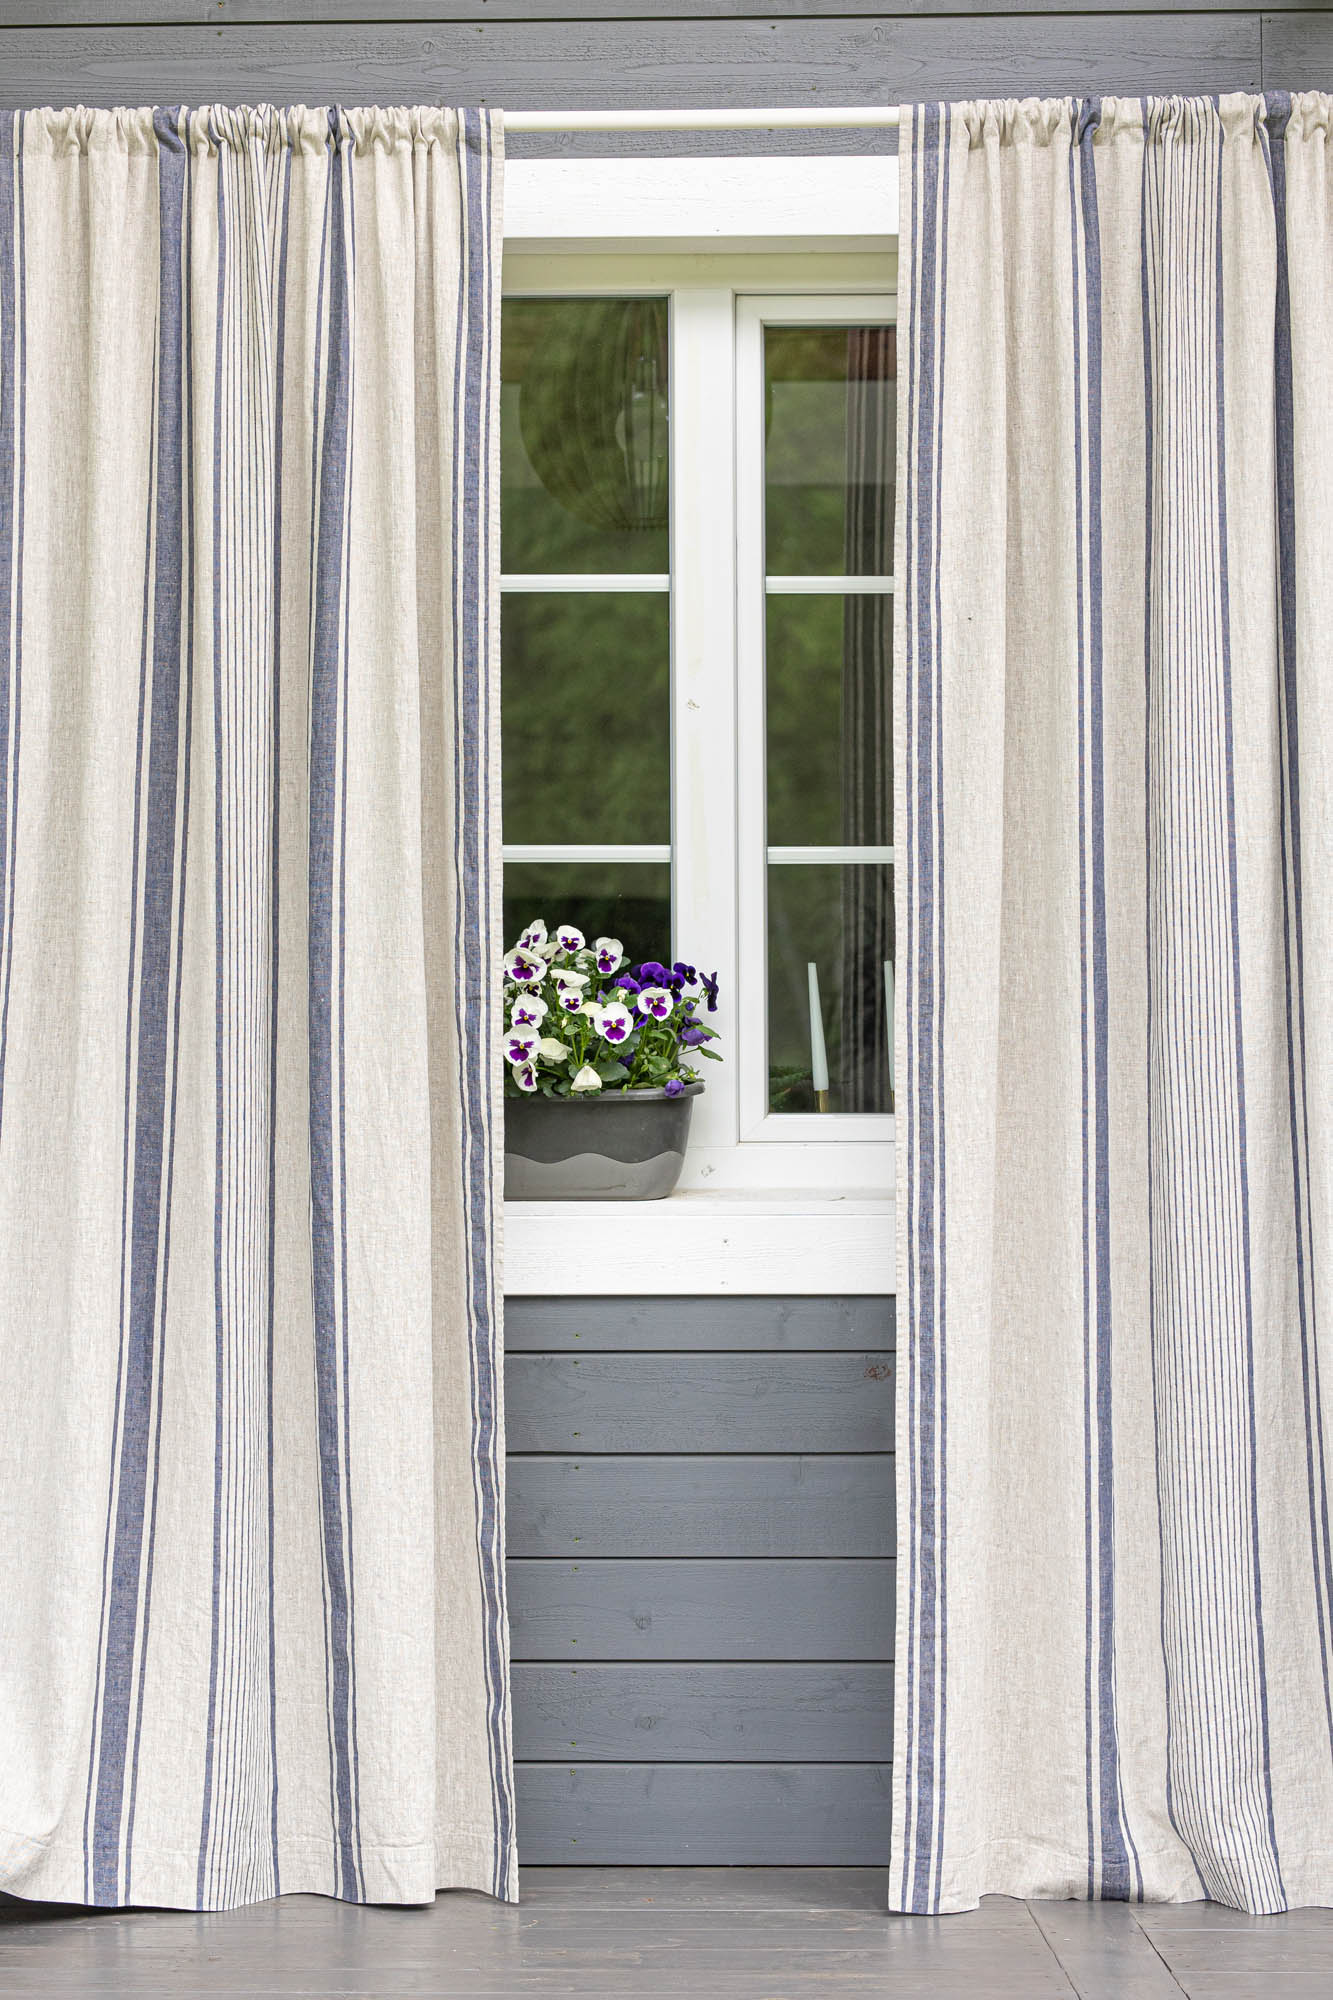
[884,958,895,1094]
[806,961,830,1099]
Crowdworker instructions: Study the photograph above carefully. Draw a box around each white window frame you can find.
[501,158,898,1290]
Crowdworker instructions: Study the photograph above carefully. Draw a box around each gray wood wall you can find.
[11,0,1330,1867]
[506,1296,895,1864]
[0,5,1327,152]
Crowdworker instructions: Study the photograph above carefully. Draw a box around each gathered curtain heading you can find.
[894,90,1333,1918]
[0,104,512,1913]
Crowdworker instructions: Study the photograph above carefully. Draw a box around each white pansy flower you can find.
[553,967,590,988]
[537,1037,571,1062]
[595,1000,634,1045]
[557,988,585,1015]
[503,948,545,986]
[518,918,548,952]
[593,936,625,975]
[636,985,675,1021]
[510,993,548,1028]
[503,1026,539,1065]
[570,1065,602,1093]
[539,939,563,960]
[556,924,585,953]
[512,1059,538,1093]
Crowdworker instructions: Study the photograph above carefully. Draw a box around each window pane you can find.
[766,593,892,849]
[767,864,894,1115]
[502,297,670,575]
[503,862,672,973]
[763,325,895,576]
[502,592,670,846]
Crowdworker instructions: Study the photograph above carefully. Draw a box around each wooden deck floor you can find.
[3,1867,1331,1996]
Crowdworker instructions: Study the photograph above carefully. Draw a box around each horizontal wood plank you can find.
[505,1294,893,1352]
[0,20,1264,118]
[0,4,1290,23]
[506,1352,894,1453]
[513,1664,893,1761]
[508,1558,894,1660]
[1262,13,1333,87]
[515,1761,892,1864]
[508,1452,895,1556]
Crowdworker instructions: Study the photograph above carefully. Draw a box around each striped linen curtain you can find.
[0,106,513,1910]
[894,93,1333,1915]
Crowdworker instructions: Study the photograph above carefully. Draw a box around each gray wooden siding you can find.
[1,11,1325,155]
[506,1295,894,1865]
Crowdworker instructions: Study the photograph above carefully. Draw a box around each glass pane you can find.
[503,863,672,974]
[502,297,670,575]
[502,593,670,846]
[767,863,894,1115]
[764,324,895,576]
[766,593,891,849]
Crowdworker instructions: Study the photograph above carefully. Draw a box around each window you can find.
[501,245,895,1197]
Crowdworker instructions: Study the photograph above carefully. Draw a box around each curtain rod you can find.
[504,106,901,133]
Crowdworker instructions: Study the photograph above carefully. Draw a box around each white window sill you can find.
[504,1188,894,1297]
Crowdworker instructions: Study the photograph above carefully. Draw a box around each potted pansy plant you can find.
[501,919,721,1200]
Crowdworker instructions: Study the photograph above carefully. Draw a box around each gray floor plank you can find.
[1027,1899,1187,1998]
[5,1877,1330,1997]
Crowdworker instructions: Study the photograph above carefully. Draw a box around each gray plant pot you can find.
[504,1082,703,1202]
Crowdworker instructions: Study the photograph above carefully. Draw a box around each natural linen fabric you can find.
[0,105,513,1910]
[894,93,1333,1915]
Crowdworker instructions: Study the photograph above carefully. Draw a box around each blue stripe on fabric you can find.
[1072,93,1135,1904]
[266,137,294,1900]
[1211,101,1284,1907]
[924,97,944,1920]
[450,106,515,1901]
[90,104,191,1907]
[198,120,231,1910]
[308,106,362,1907]
[1263,88,1333,1761]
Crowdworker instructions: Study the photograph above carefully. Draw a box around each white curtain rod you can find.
[504,106,901,134]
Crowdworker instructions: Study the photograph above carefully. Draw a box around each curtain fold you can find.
[0,104,513,1911]
[894,92,1333,1914]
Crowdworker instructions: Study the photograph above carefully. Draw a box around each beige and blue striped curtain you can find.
[894,94,1333,1914]
[0,106,512,1911]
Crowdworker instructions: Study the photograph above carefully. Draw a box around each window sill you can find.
[504,1188,893,1297]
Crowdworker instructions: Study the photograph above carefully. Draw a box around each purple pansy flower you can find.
[613,974,642,996]
[664,1077,685,1098]
[700,969,720,1013]
[680,1023,709,1048]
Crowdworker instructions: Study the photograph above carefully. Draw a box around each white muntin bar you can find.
[504,106,901,135]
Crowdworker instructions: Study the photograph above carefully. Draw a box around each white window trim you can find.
[501,158,899,1293]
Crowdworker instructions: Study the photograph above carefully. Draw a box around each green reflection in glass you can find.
[503,863,672,974]
[501,592,670,846]
[764,324,895,576]
[767,864,894,1115]
[765,594,892,850]
[502,297,670,575]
